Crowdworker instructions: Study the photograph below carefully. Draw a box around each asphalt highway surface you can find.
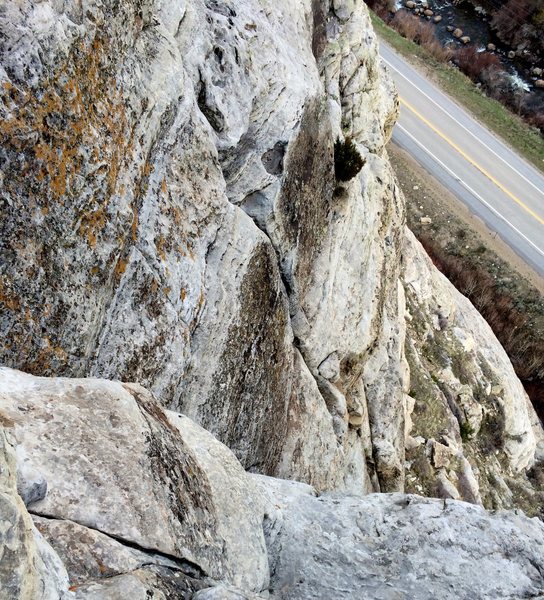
[380,41,544,277]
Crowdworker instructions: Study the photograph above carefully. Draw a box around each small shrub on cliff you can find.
[334,137,365,182]
[460,420,475,442]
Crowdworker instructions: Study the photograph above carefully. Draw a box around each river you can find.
[398,0,544,109]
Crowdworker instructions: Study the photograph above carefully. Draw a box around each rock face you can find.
[0,0,403,496]
[0,0,542,514]
[2,368,544,599]
[401,231,544,513]
[0,428,69,600]
[0,367,269,594]
[2,0,544,596]
[256,475,544,600]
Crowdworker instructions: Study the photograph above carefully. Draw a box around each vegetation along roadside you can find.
[370,11,544,173]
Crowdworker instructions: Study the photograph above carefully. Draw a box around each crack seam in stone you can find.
[29,510,207,579]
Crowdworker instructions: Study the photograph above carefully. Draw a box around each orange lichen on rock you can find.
[79,205,108,248]
[114,257,128,278]
[156,234,167,260]
[0,280,20,311]
[0,37,130,228]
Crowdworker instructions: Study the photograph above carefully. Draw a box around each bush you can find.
[492,0,543,55]
[334,138,365,182]
[454,46,503,83]
[460,420,475,442]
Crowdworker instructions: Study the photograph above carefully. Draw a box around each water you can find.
[406,0,544,107]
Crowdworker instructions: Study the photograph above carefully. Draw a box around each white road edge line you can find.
[381,52,544,199]
[396,123,544,258]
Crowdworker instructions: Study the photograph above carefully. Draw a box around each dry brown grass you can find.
[391,12,453,62]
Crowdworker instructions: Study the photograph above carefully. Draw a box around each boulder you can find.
[453,28,463,38]
[461,36,471,44]
[531,67,542,76]
[255,475,544,600]
[433,15,442,23]
[0,368,269,593]
[535,79,544,88]
[429,439,456,469]
[424,9,433,16]
[487,43,496,51]
[406,1,416,8]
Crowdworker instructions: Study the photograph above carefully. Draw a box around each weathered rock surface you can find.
[0,0,403,497]
[402,230,544,513]
[2,0,544,596]
[255,475,544,600]
[0,429,69,600]
[0,367,269,593]
[32,516,184,586]
[71,569,262,600]
[3,369,544,599]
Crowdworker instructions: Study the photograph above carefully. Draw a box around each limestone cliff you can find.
[2,0,544,596]
[1,0,404,494]
[403,230,544,513]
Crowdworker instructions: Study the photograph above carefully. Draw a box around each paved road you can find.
[379,41,544,277]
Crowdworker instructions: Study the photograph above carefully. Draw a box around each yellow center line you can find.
[400,97,544,226]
